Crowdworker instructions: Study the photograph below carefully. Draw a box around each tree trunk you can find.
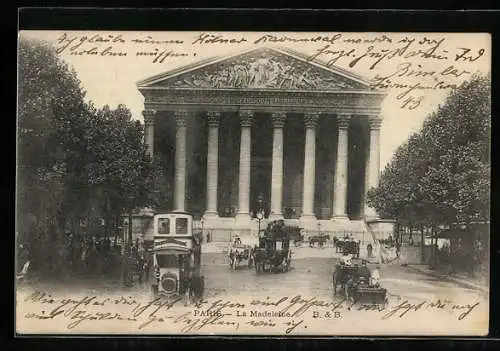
[420,225,425,265]
[430,225,438,269]
[103,196,110,241]
[113,212,119,247]
[128,210,133,249]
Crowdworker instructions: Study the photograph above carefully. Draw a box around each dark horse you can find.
[309,235,331,248]
[333,237,345,253]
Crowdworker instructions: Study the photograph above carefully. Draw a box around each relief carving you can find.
[160,49,363,91]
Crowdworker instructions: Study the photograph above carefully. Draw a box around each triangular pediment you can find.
[137,47,373,91]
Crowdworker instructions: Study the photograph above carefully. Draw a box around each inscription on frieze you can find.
[144,90,384,111]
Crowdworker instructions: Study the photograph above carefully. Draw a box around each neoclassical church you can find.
[136,47,393,240]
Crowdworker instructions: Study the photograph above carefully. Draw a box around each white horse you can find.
[229,245,253,270]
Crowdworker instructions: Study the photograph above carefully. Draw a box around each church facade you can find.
[137,47,392,238]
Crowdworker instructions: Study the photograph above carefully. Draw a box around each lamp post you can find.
[256,210,264,237]
[201,219,205,243]
[256,193,264,237]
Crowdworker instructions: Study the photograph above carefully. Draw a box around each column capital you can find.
[142,109,156,126]
[271,112,287,128]
[239,110,254,127]
[174,110,189,128]
[206,111,222,127]
[368,116,382,130]
[303,112,320,129]
[337,114,351,129]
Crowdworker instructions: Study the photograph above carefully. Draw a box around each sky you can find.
[20,31,491,168]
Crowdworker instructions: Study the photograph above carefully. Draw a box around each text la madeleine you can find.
[234,310,292,318]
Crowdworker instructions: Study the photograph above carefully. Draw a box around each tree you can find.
[368,74,490,229]
[147,155,172,212]
[17,37,158,275]
[17,37,90,268]
[82,104,153,239]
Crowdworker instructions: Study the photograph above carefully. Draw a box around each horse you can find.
[333,237,346,253]
[309,235,331,248]
[229,245,254,270]
[293,234,305,247]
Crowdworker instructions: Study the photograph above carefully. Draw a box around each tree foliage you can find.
[367,74,490,228]
[17,37,158,273]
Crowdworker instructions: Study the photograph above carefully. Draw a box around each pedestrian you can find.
[367,243,373,258]
[122,249,130,286]
[122,247,134,287]
[137,253,144,284]
[143,252,150,282]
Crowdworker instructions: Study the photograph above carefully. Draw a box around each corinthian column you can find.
[203,111,221,220]
[269,112,287,221]
[364,116,382,220]
[300,112,319,223]
[332,114,350,220]
[174,111,189,212]
[142,109,156,161]
[235,110,253,223]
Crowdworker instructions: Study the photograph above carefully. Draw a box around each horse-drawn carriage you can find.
[228,237,254,270]
[253,220,292,273]
[332,262,387,308]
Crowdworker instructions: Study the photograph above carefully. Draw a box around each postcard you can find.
[16,30,490,335]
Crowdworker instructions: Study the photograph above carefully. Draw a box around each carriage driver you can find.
[340,252,353,266]
[234,235,242,246]
[358,259,372,285]
[371,265,381,287]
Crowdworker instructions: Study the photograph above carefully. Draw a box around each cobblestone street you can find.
[17,248,487,304]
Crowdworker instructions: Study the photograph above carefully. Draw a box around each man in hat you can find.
[340,252,353,266]
[358,259,372,283]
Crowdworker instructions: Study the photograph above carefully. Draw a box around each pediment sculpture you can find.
[160,50,365,91]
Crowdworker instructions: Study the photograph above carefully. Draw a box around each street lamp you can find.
[258,193,263,211]
[256,209,264,237]
[200,219,205,242]
[256,193,264,237]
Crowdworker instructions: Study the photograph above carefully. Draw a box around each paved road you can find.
[18,250,487,304]
[16,250,488,335]
[200,252,487,303]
